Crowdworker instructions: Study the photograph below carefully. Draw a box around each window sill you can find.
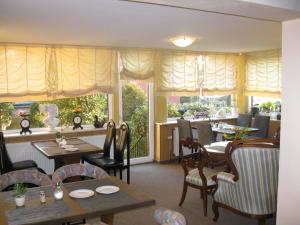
[3,125,107,144]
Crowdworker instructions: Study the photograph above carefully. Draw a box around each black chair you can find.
[81,119,116,163]
[249,115,270,138]
[0,132,39,174]
[236,113,252,127]
[85,122,130,184]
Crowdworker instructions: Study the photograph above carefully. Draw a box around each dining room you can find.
[0,1,300,225]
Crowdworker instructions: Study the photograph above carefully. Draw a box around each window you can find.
[167,95,232,121]
[1,94,109,131]
[249,96,281,114]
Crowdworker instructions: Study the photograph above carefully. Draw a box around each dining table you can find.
[31,138,102,170]
[0,177,156,225]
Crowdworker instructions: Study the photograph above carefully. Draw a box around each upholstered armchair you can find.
[212,138,280,225]
[154,208,186,225]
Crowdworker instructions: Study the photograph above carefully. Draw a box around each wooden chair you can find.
[84,122,131,184]
[178,138,224,216]
[212,138,279,225]
[236,113,252,127]
[0,132,41,174]
[81,119,116,163]
[0,169,52,191]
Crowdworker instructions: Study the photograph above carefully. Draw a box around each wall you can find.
[277,18,300,225]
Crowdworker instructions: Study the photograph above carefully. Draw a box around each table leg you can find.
[54,155,81,170]
[101,214,114,225]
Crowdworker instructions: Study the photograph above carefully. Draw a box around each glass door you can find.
[120,80,154,164]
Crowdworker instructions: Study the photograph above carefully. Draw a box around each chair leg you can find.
[127,166,130,184]
[258,219,266,225]
[113,169,116,176]
[203,188,208,216]
[200,189,203,199]
[212,201,219,222]
[179,182,188,206]
[119,168,123,180]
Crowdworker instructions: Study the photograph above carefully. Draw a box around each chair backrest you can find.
[154,208,186,225]
[236,114,252,127]
[103,120,116,158]
[196,122,214,146]
[177,119,193,140]
[251,115,270,138]
[52,163,108,183]
[0,132,14,174]
[224,138,279,215]
[114,122,130,164]
[0,169,52,191]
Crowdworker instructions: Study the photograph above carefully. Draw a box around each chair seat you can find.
[13,160,37,170]
[205,141,230,153]
[186,167,221,186]
[83,153,105,162]
[88,157,123,169]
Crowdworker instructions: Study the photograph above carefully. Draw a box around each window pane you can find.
[167,95,232,120]
[1,94,108,130]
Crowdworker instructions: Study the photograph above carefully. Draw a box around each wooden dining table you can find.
[0,177,156,225]
[31,138,102,170]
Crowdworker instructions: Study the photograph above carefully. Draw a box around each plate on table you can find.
[96,185,120,194]
[64,147,79,152]
[69,189,94,198]
[61,145,74,149]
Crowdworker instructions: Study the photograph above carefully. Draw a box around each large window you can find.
[0,94,108,131]
[249,96,281,119]
[167,95,232,121]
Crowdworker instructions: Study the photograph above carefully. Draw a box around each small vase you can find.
[15,195,25,207]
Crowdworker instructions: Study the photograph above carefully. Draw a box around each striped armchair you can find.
[212,138,279,225]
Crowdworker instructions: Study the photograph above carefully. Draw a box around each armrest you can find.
[217,172,236,184]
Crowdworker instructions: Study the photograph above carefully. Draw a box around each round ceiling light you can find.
[171,36,195,48]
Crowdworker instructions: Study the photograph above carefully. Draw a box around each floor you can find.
[89,162,276,225]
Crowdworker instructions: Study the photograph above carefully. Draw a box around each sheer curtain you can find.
[0,45,117,102]
[245,49,281,97]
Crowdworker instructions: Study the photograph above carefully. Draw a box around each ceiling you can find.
[0,0,299,52]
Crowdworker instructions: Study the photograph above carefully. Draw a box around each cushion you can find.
[185,167,220,186]
[13,160,37,170]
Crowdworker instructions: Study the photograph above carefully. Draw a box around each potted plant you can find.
[55,131,62,143]
[13,183,26,207]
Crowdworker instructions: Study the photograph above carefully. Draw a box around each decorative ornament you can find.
[40,104,59,132]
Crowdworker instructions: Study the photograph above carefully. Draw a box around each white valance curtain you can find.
[155,51,200,96]
[201,54,237,95]
[245,49,281,97]
[155,51,237,96]
[120,49,156,81]
[0,45,117,102]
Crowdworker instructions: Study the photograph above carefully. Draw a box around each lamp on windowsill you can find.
[171,36,195,48]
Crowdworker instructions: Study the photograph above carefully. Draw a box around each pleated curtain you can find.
[245,49,281,97]
[0,45,117,102]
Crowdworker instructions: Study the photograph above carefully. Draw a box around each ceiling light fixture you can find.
[171,36,195,48]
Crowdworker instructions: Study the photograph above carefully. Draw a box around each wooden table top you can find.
[31,138,102,159]
[0,177,156,225]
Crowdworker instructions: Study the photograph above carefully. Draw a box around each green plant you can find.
[223,128,249,140]
[259,101,275,113]
[0,102,14,129]
[167,103,181,118]
[56,131,62,139]
[13,183,26,197]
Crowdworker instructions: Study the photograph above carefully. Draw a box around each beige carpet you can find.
[89,162,276,225]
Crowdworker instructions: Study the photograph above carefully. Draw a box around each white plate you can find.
[69,189,94,198]
[96,185,120,194]
[62,145,74,149]
[64,147,79,152]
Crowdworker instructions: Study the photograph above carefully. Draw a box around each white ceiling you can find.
[0,0,297,52]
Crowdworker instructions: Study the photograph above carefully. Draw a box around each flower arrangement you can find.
[223,128,249,140]
[73,106,81,113]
